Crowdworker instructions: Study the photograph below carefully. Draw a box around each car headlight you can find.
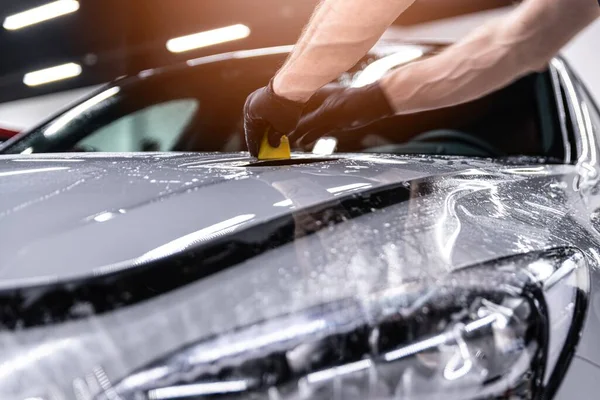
[93,248,587,400]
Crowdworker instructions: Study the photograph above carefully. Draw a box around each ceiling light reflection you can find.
[0,166,68,177]
[187,45,293,67]
[327,183,372,194]
[44,87,120,136]
[0,339,73,379]
[167,24,251,53]
[273,199,293,207]
[118,366,171,393]
[137,214,255,264]
[273,183,371,207]
[503,166,547,175]
[312,137,338,155]
[3,0,79,31]
[92,209,126,223]
[93,212,116,223]
[189,319,326,364]
[307,359,372,384]
[150,380,249,400]
[352,46,424,88]
[13,158,84,162]
[23,62,82,87]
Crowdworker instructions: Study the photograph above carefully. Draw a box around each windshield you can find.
[0,43,565,161]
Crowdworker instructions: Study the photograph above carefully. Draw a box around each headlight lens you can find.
[100,248,588,400]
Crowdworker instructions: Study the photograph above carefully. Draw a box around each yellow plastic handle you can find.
[257,128,291,160]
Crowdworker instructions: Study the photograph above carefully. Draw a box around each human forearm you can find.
[381,0,600,114]
[274,0,417,102]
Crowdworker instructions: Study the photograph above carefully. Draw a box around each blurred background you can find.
[0,0,596,135]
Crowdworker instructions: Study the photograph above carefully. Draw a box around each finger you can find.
[288,106,335,144]
[289,125,334,151]
[267,128,284,148]
[245,118,269,157]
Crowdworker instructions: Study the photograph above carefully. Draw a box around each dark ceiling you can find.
[0,0,511,104]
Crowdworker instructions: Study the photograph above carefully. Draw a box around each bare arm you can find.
[273,0,417,102]
[381,0,600,114]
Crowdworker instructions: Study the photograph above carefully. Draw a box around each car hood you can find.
[0,152,587,288]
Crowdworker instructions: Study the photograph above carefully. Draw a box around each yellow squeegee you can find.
[257,128,291,160]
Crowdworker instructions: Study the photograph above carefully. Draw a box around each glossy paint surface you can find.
[0,152,592,285]
[1,151,600,399]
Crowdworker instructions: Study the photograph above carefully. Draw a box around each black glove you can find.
[244,79,306,157]
[289,82,395,147]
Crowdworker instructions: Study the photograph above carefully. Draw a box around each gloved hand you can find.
[244,79,306,157]
[289,82,395,148]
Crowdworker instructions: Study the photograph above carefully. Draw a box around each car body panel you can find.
[555,357,600,400]
[1,151,600,399]
[0,127,18,141]
[0,151,595,285]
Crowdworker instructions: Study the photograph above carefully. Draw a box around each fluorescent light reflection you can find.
[307,359,372,384]
[328,183,372,194]
[186,45,293,67]
[352,46,424,88]
[137,214,255,264]
[93,212,115,223]
[0,339,73,379]
[118,366,171,393]
[167,24,251,53]
[3,0,79,31]
[92,209,126,223]
[273,183,371,208]
[44,87,120,136]
[23,63,82,87]
[13,158,84,162]
[188,319,327,364]
[274,199,293,207]
[312,137,338,155]
[384,313,498,362]
[0,167,68,177]
[149,380,249,400]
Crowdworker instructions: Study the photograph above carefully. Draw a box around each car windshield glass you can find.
[0,44,565,161]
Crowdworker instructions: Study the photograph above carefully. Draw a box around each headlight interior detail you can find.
[99,248,589,400]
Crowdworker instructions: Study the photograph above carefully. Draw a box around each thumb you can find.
[245,117,270,157]
[267,128,285,148]
[289,114,336,150]
[288,95,343,145]
[288,109,322,146]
